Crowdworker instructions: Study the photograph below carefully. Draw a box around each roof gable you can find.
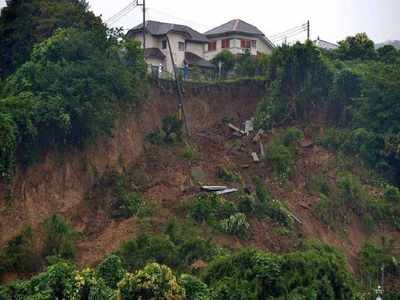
[127,20,208,43]
[205,19,265,37]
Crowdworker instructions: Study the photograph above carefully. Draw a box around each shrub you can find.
[87,170,149,219]
[96,255,126,289]
[253,176,272,203]
[306,173,330,196]
[117,263,185,300]
[162,115,183,143]
[118,234,178,271]
[281,128,304,147]
[0,226,39,274]
[188,194,237,224]
[265,142,295,179]
[220,213,250,238]
[384,185,400,204]
[179,274,210,300]
[182,146,198,162]
[42,215,78,260]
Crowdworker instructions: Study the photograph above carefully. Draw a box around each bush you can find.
[281,128,304,147]
[96,255,126,289]
[42,215,77,260]
[220,213,250,238]
[216,166,240,183]
[265,142,295,179]
[188,194,237,224]
[162,115,183,143]
[117,263,185,300]
[384,185,400,204]
[179,274,210,300]
[0,226,39,274]
[253,176,272,202]
[118,234,178,271]
[87,170,149,219]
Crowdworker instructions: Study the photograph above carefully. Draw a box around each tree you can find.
[377,45,399,63]
[336,33,376,60]
[117,263,185,300]
[0,0,105,79]
[211,50,236,78]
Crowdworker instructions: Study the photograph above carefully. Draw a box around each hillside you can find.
[1,1,400,298]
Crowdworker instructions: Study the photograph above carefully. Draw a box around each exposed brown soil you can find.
[1,81,399,290]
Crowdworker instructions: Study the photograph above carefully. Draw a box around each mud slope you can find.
[0,81,264,246]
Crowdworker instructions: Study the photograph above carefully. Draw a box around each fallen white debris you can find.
[251,152,260,162]
[259,141,265,158]
[228,123,245,135]
[216,188,239,195]
[202,186,227,192]
[244,119,254,135]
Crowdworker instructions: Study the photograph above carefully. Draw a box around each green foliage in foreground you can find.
[0,240,366,300]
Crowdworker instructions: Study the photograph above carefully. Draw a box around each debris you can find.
[300,203,309,209]
[259,141,265,159]
[289,212,303,225]
[253,129,264,142]
[241,164,250,169]
[216,188,239,195]
[300,139,314,148]
[244,118,254,135]
[228,123,245,135]
[202,186,227,192]
[251,152,260,162]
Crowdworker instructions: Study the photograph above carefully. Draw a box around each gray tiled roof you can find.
[144,48,166,60]
[127,20,208,43]
[205,19,265,37]
[184,52,215,69]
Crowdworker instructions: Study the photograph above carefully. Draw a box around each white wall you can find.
[186,42,205,57]
[204,35,273,60]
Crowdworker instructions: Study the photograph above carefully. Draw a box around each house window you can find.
[221,39,230,49]
[162,40,167,49]
[240,39,251,49]
[178,42,185,51]
[251,40,257,48]
[208,41,217,52]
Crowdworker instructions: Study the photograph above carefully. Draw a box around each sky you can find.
[1,0,399,44]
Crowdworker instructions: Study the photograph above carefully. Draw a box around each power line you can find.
[270,28,307,43]
[106,1,139,25]
[269,24,307,40]
[147,7,209,30]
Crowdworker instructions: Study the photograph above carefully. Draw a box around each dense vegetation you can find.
[0,221,364,300]
[255,34,400,185]
[0,0,146,183]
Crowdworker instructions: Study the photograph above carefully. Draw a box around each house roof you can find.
[185,52,215,69]
[313,37,338,50]
[144,48,166,60]
[205,19,265,37]
[127,20,208,43]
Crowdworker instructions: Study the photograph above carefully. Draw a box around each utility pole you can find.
[307,20,310,41]
[138,0,146,49]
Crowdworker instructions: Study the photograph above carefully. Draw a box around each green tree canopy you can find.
[0,0,104,79]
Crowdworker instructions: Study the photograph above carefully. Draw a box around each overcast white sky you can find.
[1,0,399,44]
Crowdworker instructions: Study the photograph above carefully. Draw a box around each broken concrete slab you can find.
[259,141,265,159]
[228,123,245,135]
[202,186,227,192]
[251,152,260,162]
[244,118,254,135]
[216,188,239,195]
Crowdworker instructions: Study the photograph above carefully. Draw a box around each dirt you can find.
[1,81,399,288]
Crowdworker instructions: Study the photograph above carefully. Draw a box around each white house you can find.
[313,37,338,50]
[204,19,275,61]
[127,20,214,75]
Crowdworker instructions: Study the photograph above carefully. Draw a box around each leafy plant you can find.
[265,142,295,179]
[220,213,250,238]
[43,214,78,260]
